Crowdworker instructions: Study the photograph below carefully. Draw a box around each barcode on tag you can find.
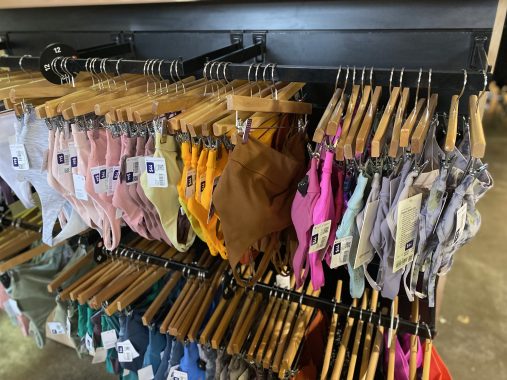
[116,339,140,363]
[73,174,88,200]
[309,220,332,253]
[146,157,168,188]
[330,235,353,268]
[185,168,196,198]
[9,140,30,171]
[90,166,108,194]
[68,142,78,168]
[125,157,141,184]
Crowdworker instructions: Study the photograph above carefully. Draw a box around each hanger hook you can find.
[18,54,32,75]
[427,69,432,108]
[254,63,262,96]
[175,58,185,94]
[352,66,356,88]
[360,66,366,94]
[224,61,233,94]
[270,63,278,100]
[389,67,394,94]
[334,65,342,90]
[476,69,488,107]
[415,68,422,107]
[399,67,405,91]
[343,66,350,93]
[422,322,432,340]
[458,69,467,100]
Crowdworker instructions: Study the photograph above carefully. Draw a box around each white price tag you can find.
[9,141,30,171]
[330,236,353,269]
[85,332,95,355]
[115,208,123,219]
[138,365,155,380]
[309,220,332,253]
[68,142,78,168]
[167,366,188,380]
[393,193,422,273]
[73,174,89,200]
[101,329,118,350]
[145,157,168,188]
[107,166,120,195]
[90,166,108,194]
[453,203,468,244]
[66,317,71,337]
[92,347,107,364]
[354,200,380,268]
[57,148,71,175]
[117,339,140,362]
[275,274,291,289]
[125,157,141,184]
[47,321,66,335]
[185,168,196,198]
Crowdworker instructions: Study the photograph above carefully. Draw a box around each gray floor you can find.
[0,115,506,380]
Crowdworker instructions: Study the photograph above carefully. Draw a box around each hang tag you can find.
[171,369,188,380]
[73,174,89,200]
[90,166,108,194]
[123,369,130,376]
[116,208,123,219]
[101,329,118,349]
[309,220,332,253]
[354,200,380,268]
[9,140,30,171]
[47,321,66,335]
[57,148,71,176]
[125,157,141,184]
[146,157,168,188]
[275,274,291,289]
[68,142,78,168]
[185,168,196,198]
[167,365,179,380]
[138,365,155,380]
[117,339,140,362]
[85,332,95,355]
[452,203,468,244]
[330,235,353,269]
[198,174,206,199]
[106,166,121,195]
[393,193,422,273]
[92,347,107,364]
[207,176,221,223]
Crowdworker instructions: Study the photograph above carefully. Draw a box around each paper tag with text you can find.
[354,200,380,268]
[309,220,332,253]
[73,174,88,200]
[125,157,141,185]
[172,370,188,380]
[101,329,118,350]
[146,157,168,188]
[275,274,291,289]
[330,235,353,268]
[452,203,468,244]
[92,347,107,364]
[393,193,422,273]
[138,365,155,380]
[57,148,71,176]
[185,168,196,198]
[85,332,95,355]
[68,142,78,168]
[117,339,139,362]
[47,321,66,335]
[90,166,108,194]
[9,140,30,170]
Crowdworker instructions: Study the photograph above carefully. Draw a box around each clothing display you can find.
[0,5,499,376]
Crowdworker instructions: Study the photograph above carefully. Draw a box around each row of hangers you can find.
[312,66,486,162]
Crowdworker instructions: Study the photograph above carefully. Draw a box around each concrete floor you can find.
[0,114,505,380]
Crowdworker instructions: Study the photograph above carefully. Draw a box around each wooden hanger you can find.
[334,83,360,160]
[422,323,433,380]
[387,297,399,380]
[227,93,312,115]
[346,290,370,380]
[388,87,410,158]
[365,307,388,380]
[371,85,401,158]
[410,93,438,154]
[469,94,486,158]
[320,280,343,380]
[142,271,182,326]
[312,86,343,143]
[354,86,382,157]
[198,281,230,346]
[0,241,63,273]
[343,84,372,160]
[409,298,419,380]
[330,298,359,379]
[358,290,380,380]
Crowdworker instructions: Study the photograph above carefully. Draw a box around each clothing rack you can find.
[96,242,434,340]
